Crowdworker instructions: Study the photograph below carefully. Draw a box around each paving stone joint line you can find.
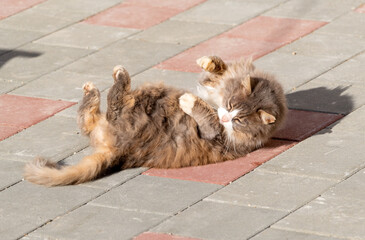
[290,49,365,95]
[248,165,365,239]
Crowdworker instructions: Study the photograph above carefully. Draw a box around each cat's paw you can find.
[82,82,95,95]
[112,65,129,83]
[196,56,215,72]
[179,93,196,115]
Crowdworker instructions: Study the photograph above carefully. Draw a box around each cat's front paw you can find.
[196,56,215,72]
[179,93,196,115]
[82,82,95,95]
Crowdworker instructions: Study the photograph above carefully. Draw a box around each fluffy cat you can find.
[24,56,286,186]
[195,56,287,149]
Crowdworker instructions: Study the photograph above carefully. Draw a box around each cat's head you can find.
[196,56,287,149]
[196,56,254,108]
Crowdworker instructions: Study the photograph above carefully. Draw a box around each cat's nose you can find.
[221,113,231,123]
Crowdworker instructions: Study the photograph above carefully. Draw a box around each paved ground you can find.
[0,0,364,239]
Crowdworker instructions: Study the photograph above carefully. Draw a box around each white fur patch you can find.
[179,93,196,115]
[197,82,224,108]
[218,108,240,139]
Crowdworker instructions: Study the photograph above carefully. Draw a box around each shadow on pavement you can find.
[286,86,354,133]
[0,48,42,69]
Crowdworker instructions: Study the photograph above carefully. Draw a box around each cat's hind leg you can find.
[179,93,222,140]
[106,65,134,122]
[77,82,102,135]
[112,65,131,88]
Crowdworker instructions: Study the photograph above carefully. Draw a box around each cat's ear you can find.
[258,110,276,125]
[242,74,252,95]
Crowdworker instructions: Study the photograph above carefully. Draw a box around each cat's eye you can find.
[233,117,242,124]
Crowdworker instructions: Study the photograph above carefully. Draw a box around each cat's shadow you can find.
[285,86,354,134]
[0,48,42,69]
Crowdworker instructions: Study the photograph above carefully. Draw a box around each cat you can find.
[195,55,287,149]
[24,56,286,186]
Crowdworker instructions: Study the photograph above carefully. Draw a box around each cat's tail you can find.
[24,152,115,186]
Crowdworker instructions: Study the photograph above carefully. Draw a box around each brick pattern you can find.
[155,16,327,72]
[84,0,206,29]
[1,0,362,239]
[0,94,75,141]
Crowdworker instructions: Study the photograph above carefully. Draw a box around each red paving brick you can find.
[355,4,365,13]
[0,0,46,20]
[0,94,75,141]
[273,109,343,141]
[155,37,282,73]
[85,0,206,29]
[134,232,200,240]
[155,16,327,73]
[224,16,327,44]
[0,125,20,141]
[143,140,296,185]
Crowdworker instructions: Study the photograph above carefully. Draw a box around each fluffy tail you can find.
[24,152,115,186]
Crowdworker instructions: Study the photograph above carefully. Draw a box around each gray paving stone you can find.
[131,20,231,45]
[0,160,24,190]
[287,50,365,114]
[273,195,365,239]
[0,43,92,82]
[62,39,187,78]
[285,51,365,114]
[27,204,167,240]
[278,32,365,61]
[90,175,220,215]
[286,79,364,114]
[0,181,101,240]
[264,0,363,21]
[326,105,365,132]
[0,0,120,34]
[173,0,284,25]
[254,51,340,92]
[0,8,72,33]
[35,23,138,50]
[63,147,147,189]
[259,116,365,180]
[315,12,365,39]
[206,170,335,212]
[152,201,285,240]
[11,69,113,102]
[251,228,343,240]
[55,102,79,118]
[0,78,24,94]
[32,0,122,22]
[325,168,365,202]
[132,68,200,94]
[0,116,89,162]
[312,51,365,86]
[0,28,42,50]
